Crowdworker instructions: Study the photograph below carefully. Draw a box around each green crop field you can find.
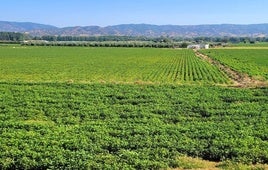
[1,82,267,169]
[201,49,268,80]
[0,46,268,169]
[0,46,229,84]
[229,42,268,47]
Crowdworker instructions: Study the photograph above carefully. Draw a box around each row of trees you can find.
[175,36,268,43]
[22,40,189,48]
[33,35,154,42]
[1,32,268,45]
[0,32,30,41]
[36,35,268,43]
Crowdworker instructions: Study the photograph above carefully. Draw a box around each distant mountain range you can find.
[1,21,268,37]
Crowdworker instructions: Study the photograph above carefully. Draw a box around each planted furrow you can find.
[0,47,230,85]
[174,56,183,82]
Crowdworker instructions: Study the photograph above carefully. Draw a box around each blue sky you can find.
[1,0,268,27]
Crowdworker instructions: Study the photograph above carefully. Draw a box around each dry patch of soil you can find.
[169,156,268,170]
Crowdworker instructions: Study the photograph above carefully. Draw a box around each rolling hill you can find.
[1,21,268,37]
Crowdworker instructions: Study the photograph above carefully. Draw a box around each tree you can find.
[180,42,188,48]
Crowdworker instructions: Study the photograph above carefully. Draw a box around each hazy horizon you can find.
[1,0,268,27]
[2,20,268,28]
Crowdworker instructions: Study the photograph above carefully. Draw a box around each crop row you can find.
[0,83,267,169]
[0,47,230,84]
[201,49,268,80]
[143,50,229,84]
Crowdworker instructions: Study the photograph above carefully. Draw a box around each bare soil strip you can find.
[194,50,267,87]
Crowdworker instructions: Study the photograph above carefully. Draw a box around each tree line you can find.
[34,35,268,43]
[0,32,30,42]
[1,32,268,47]
[21,40,185,48]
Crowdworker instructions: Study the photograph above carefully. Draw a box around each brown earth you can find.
[169,156,268,170]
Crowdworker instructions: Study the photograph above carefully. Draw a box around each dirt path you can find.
[194,50,267,87]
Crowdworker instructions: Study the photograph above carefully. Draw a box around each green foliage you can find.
[21,40,178,48]
[202,49,268,80]
[0,46,267,169]
[0,32,27,41]
[180,42,189,48]
[0,47,229,84]
[229,42,268,47]
[0,83,267,169]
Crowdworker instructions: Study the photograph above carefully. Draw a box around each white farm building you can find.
[187,44,209,49]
